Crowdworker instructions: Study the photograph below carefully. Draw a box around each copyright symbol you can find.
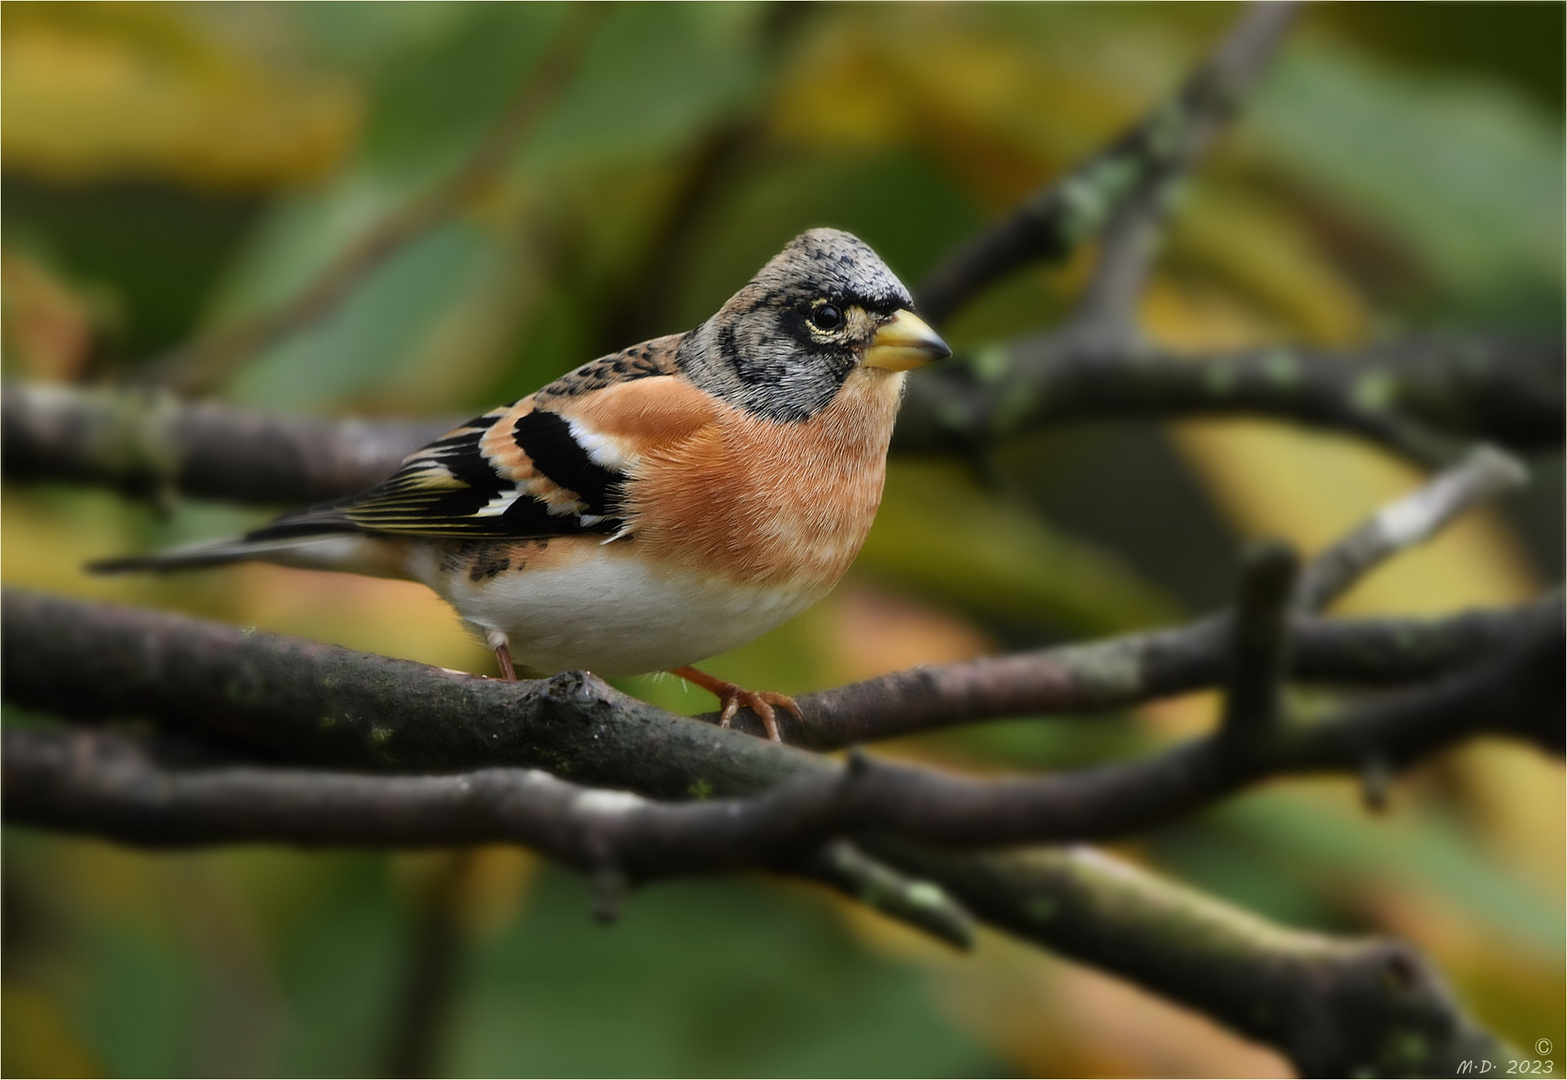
[1537,1038,1553,1056]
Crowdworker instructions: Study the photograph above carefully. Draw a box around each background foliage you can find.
[3,2,1562,1076]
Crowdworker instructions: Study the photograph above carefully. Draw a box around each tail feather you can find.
[87,535,331,574]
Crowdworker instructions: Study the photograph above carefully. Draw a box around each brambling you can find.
[92,228,951,741]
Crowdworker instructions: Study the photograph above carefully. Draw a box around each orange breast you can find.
[623,367,906,587]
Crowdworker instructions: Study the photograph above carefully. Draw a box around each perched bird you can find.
[92,228,950,741]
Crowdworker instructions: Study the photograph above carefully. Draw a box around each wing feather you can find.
[247,340,716,545]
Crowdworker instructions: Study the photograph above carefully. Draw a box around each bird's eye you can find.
[810,303,843,332]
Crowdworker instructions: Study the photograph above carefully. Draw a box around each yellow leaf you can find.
[2,2,358,189]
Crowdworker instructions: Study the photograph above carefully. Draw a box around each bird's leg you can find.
[486,630,517,681]
[669,666,801,742]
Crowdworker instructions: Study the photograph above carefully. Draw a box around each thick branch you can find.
[6,572,1558,751]
[2,382,451,505]
[774,594,1562,750]
[3,593,1533,1075]
[2,728,788,869]
[0,726,975,949]
[7,336,1559,515]
[915,2,1301,324]
[876,842,1515,1077]
[5,577,1558,753]
[0,727,894,878]
[5,589,1558,848]
[3,730,1513,1075]
[0,589,809,785]
[895,334,1565,464]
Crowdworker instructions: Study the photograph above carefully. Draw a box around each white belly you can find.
[410,544,826,676]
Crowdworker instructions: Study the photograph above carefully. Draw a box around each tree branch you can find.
[5,575,1556,754]
[804,840,976,949]
[0,726,851,875]
[783,595,1561,748]
[5,585,1558,847]
[1295,445,1529,612]
[1220,541,1298,743]
[2,381,452,506]
[899,3,1563,468]
[7,334,1558,515]
[876,842,1516,1077]
[894,334,1564,465]
[915,2,1301,325]
[3,730,1516,1076]
[6,604,1538,1074]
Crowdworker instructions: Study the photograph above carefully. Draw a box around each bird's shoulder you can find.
[532,333,683,401]
[530,334,721,452]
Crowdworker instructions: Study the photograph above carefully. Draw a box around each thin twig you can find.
[1072,1,1305,337]
[1220,541,1298,742]
[1294,445,1529,612]
[915,2,1302,324]
[1070,182,1168,342]
[806,841,975,949]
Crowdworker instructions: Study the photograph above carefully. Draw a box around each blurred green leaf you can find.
[1156,785,1565,951]
[0,1,356,190]
[225,221,498,410]
[78,917,203,1076]
[863,460,1184,638]
[1248,44,1565,323]
[272,856,409,1076]
[346,4,564,189]
[445,867,1000,1078]
[2,984,104,1079]
[516,4,764,174]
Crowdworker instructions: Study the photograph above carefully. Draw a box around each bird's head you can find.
[676,228,951,422]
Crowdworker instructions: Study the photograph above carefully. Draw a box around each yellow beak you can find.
[862,309,952,371]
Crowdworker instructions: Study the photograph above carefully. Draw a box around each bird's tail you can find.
[85,508,388,577]
[87,533,326,574]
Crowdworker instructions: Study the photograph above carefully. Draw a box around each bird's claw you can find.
[670,666,799,742]
[716,687,802,742]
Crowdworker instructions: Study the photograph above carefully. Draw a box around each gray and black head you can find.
[675,228,951,422]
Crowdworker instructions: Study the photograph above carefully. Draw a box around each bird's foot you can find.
[487,631,517,681]
[669,666,801,742]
